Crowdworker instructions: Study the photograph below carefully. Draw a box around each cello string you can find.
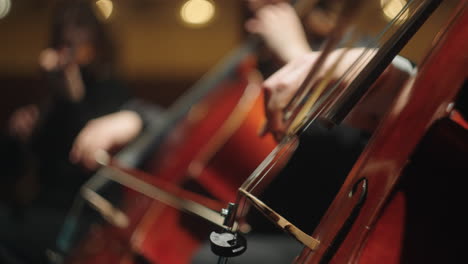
[325,0,439,123]
[284,0,418,130]
[294,0,427,130]
[282,0,365,117]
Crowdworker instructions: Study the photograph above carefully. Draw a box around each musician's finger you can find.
[38,49,60,71]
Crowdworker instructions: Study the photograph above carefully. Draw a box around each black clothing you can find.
[455,79,468,119]
[250,122,369,235]
[0,74,129,264]
[192,122,369,264]
[31,76,129,209]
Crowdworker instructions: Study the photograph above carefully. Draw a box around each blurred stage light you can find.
[381,0,409,23]
[180,0,215,27]
[96,0,113,20]
[0,0,11,19]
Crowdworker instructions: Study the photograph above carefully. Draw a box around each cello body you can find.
[296,2,468,263]
[119,60,277,264]
[59,44,277,264]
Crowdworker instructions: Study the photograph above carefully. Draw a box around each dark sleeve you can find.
[455,80,468,119]
[85,78,131,117]
[251,122,369,234]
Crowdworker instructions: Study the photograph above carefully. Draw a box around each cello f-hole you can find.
[319,177,368,264]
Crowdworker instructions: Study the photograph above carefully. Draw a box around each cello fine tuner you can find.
[446,102,455,113]
[209,231,247,258]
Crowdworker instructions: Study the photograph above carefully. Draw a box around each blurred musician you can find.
[0,1,129,263]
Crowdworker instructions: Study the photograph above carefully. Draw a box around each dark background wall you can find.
[0,0,460,128]
[0,0,243,127]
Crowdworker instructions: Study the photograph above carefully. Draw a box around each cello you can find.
[54,1,320,263]
[230,0,467,263]
[55,36,277,264]
[304,2,468,263]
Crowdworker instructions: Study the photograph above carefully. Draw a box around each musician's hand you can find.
[260,49,360,140]
[8,104,40,143]
[261,48,413,139]
[246,2,311,63]
[38,48,75,72]
[70,110,143,171]
[260,53,319,141]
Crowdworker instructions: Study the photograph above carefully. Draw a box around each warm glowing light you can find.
[95,0,113,20]
[381,0,409,23]
[0,0,11,19]
[180,0,215,27]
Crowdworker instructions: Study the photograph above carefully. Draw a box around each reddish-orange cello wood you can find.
[132,65,277,263]
[297,3,467,263]
[63,59,277,264]
[357,117,468,264]
[143,62,277,203]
